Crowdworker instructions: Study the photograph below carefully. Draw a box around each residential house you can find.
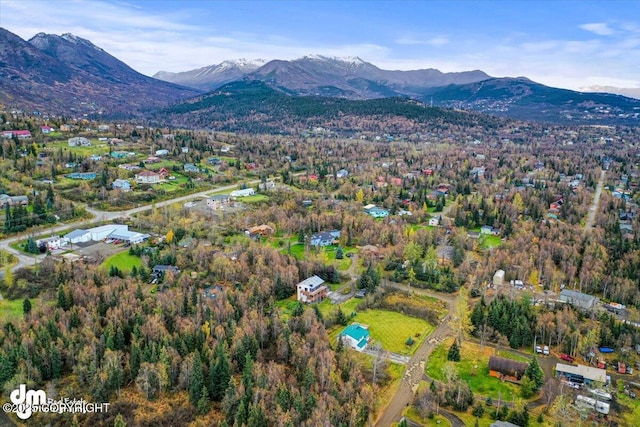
[98,124,110,132]
[230,188,255,198]
[2,130,32,139]
[338,323,371,352]
[207,194,230,210]
[154,149,169,156]
[258,181,275,191]
[68,137,91,147]
[59,124,73,132]
[152,265,181,279]
[481,225,500,235]
[246,224,275,238]
[36,236,67,251]
[556,363,607,386]
[110,151,128,159]
[207,157,222,166]
[112,179,131,192]
[336,169,348,178]
[183,163,200,173]
[390,177,403,187]
[490,422,521,427]
[181,147,189,153]
[66,172,96,180]
[428,216,440,226]
[135,170,161,184]
[311,230,341,247]
[560,289,599,311]
[296,275,328,304]
[203,285,223,300]
[0,194,28,207]
[364,205,389,218]
[144,156,161,163]
[220,146,231,153]
[488,356,528,381]
[40,126,53,134]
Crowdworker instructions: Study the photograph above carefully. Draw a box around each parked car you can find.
[535,345,542,354]
[543,345,550,356]
[561,353,575,362]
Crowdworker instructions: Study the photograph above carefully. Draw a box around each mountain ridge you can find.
[0,28,199,115]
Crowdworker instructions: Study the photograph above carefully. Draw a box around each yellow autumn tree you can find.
[166,230,175,244]
[355,188,365,204]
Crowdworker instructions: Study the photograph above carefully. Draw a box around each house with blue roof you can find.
[339,323,371,352]
[365,206,389,218]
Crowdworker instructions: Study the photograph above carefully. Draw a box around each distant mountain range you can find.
[0,28,198,115]
[1,28,639,126]
[155,54,491,98]
[581,85,640,100]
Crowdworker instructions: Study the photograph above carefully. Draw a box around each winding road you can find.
[375,281,457,426]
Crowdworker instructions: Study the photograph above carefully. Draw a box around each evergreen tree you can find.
[197,385,210,415]
[189,351,204,406]
[447,340,461,361]
[524,356,544,391]
[22,298,32,315]
[210,344,231,402]
[336,246,344,259]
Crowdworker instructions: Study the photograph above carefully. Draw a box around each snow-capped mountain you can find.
[153,59,267,91]
[154,54,490,98]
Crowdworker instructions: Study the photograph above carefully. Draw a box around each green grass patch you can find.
[0,298,34,323]
[426,338,520,400]
[101,250,142,274]
[495,349,531,363]
[480,235,502,249]
[239,194,269,203]
[354,309,432,355]
[617,380,640,426]
[402,406,452,427]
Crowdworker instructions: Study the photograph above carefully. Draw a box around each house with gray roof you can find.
[560,289,599,311]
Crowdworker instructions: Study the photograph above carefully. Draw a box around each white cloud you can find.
[579,22,615,36]
[395,35,450,46]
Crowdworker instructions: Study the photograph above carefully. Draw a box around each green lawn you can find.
[402,406,451,427]
[426,338,521,400]
[354,309,432,355]
[0,298,34,323]
[239,194,269,203]
[45,140,111,157]
[480,235,502,249]
[101,251,142,274]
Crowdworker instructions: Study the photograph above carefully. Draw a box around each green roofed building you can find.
[338,323,371,352]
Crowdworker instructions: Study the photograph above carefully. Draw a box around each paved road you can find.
[375,282,456,427]
[584,170,606,233]
[0,180,263,277]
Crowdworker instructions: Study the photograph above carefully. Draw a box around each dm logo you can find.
[10,384,46,420]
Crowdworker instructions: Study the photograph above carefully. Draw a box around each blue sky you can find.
[2,0,639,90]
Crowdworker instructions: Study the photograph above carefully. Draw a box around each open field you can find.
[426,338,522,400]
[0,298,34,323]
[101,251,143,274]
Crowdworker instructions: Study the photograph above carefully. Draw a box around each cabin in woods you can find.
[488,356,528,383]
